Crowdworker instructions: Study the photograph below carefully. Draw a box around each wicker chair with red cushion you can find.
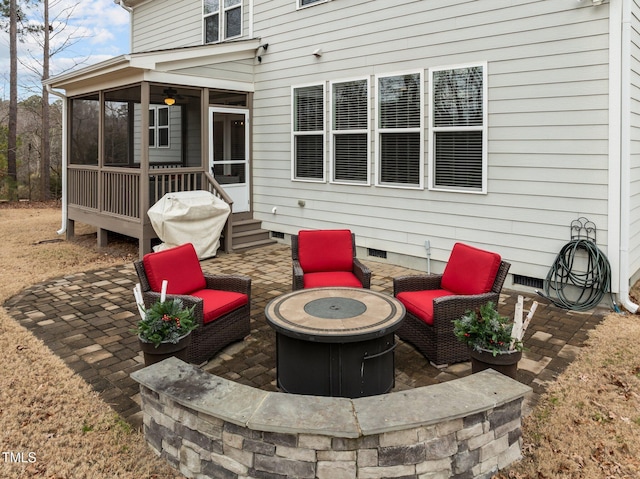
[134,243,251,364]
[393,242,511,366]
[291,229,371,290]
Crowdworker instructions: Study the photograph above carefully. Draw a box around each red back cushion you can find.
[297,230,354,273]
[440,243,502,295]
[142,243,206,295]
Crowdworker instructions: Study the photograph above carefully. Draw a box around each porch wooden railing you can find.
[67,165,234,252]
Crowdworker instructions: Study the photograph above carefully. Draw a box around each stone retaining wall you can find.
[131,357,531,479]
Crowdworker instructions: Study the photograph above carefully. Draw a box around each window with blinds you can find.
[331,79,369,184]
[376,72,422,187]
[429,64,486,192]
[292,85,325,181]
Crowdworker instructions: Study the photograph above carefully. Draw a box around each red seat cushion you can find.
[396,289,453,326]
[142,243,206,295]
[440,243,502,295]
[303,272,363,289]
[298,230,354,273]
[191,289,249,324]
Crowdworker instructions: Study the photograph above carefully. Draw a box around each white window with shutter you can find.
[330,78,369,185]
[375,71,423,188]
[429,63,487,193]
[292,84,326,182]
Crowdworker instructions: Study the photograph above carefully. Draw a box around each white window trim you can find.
[291,83,326,183]
[297,0,329,10]
[428,61,488,194]
[329,77,370,186]
[203,0,243,44]
[149,105,170,149]
[374,70,424,189]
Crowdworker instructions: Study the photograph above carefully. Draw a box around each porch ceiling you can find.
[45,39,261,95]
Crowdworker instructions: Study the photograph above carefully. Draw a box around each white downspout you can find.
[47,85,68,235]
[118,1,134,49]
[611,0,639,313]
[249,0,254,38]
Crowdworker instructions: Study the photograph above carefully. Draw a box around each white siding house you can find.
[46,0,640,312]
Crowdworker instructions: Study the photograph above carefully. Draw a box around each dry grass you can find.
[1,203,639,479]
[496,312,640,479]
[0,203,182,478]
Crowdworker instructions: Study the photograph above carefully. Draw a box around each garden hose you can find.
[537,238,615,312]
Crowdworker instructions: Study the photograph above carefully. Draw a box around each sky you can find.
[0,0,130,101]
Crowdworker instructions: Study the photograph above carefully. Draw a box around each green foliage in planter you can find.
[452,301,522,356]
[135,298,197,347]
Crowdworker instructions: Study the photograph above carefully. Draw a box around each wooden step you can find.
[230,218,277,252]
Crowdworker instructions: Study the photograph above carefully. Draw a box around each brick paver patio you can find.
[4,243,607,428]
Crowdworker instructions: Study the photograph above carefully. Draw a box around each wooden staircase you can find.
[230,217,277,252]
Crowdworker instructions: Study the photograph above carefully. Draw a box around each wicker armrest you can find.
[292,260,304,290]
[352,259,372,289]
[204,274,251,295]
[393,274,443,295]
[431,292,499,328]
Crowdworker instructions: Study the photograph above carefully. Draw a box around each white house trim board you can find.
[143,71,255,92]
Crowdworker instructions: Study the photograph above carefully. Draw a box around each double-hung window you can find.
[292,84,325,181]
[375,72,422,187]
[204,0,242,44]
[149,105,170,148]
[429,63,487,192]
[331,79,369,184]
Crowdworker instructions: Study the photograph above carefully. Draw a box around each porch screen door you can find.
[209,107,250,213]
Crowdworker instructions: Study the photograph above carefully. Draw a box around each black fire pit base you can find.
[275,332,396,398]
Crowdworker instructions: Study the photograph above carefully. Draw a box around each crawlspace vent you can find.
[271,231,285,239]
[513,274,544,289]
[368,248,387,259]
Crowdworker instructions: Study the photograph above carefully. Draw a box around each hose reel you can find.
[538,218,615,311]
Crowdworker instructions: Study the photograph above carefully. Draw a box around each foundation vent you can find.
[368,248,387,259]
[513,274,544,289]
[271,231,285,239]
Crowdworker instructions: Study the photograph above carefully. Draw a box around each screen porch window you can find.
[292,84,325,181]
[376,72,422,187]
[331,79,369,184]
[149,106,170,148]
[429,64,487,192]
[204,0,242,44]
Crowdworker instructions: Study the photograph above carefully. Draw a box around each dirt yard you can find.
[0,202,639,478]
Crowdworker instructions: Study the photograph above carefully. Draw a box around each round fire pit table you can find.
[265,287,405,398]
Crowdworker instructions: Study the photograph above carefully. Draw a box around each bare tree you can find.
[1,0,37,199]
[11,0,84,200]
[7,0,18,199]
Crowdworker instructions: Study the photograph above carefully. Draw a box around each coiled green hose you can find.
[541,238,613,311]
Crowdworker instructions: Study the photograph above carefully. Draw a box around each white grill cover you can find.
[148,190,231,259]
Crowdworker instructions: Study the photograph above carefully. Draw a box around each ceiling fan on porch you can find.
[163,87,182,106]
